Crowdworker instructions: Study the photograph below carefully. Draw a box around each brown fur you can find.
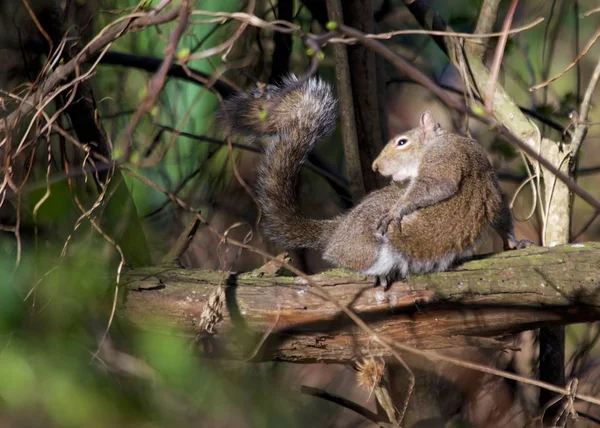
[387,135,503,259]
[372,111,528,258]
[323,185,405,271]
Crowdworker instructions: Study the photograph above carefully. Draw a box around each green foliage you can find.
[0,243,320,427]
[96,0,240,219]
[138,0,154,10]
[325,21,338,31]
[17,174,151,267]
[176,48,191,60]
[103,174,152,266]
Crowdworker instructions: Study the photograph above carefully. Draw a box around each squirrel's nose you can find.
[372,161,379,172]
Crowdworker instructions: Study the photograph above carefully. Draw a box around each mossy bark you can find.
[121,243,600,363]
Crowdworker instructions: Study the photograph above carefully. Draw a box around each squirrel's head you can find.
[372,110,442,182]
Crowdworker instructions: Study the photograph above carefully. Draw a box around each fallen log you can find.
[121,242,600,363]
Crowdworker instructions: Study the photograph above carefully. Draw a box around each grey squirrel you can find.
[222,75,531,287]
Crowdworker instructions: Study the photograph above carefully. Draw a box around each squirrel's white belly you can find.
[364,242,476,278]
[364,244,404,276]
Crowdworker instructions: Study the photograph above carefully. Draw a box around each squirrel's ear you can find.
[419,110,440,133]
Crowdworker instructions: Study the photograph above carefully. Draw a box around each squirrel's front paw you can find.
[376,209,403,237]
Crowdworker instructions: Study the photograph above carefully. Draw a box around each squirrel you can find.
[221,75,531,287]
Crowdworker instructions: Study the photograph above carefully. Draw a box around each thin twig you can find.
[330,17,544,45]
[485,0,519,113]
[155,123,351,199]
[386,78,565,132]
[570,52,600,163]
[160,217,202,265]
[300,385,386,425]
[530,28,600,91]
[0,7,181,134]
[185,0,256,62]
[568,48,600,241]
[120,0,191,161]
[20,0,53,48]
[189,9,543,44]
[572,211,600,242]
[581,6,600,17]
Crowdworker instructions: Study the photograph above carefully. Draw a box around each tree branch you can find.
[269,0,293,83]
[325,0,365,203]
[341,1,388,192]
[99,51,238,97]
[472,0,501,55]
[121,242,600,363]
[570,53,600,166]
[300,385,385,424]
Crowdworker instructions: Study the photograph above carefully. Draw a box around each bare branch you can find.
[570,53,600,163]
[325,0,365,202]
[530,28,600,91]
[485,0,519,113]
[581,6,600,17]
[0,7,181,134]
[472,0,501,56]
[300,386,385,425]
[120,0,191,161]
[328,17,544,45]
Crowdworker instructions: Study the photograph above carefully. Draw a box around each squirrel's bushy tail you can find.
[221,75,338,250]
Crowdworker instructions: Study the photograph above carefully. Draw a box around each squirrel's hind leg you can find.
[492,194,535,250]
[373,273,405,291]
[506,237,535,250]
[373,275,388,289]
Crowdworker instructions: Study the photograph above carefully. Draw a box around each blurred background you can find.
[0,0,599,426]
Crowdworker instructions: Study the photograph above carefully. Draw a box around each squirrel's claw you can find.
[504,237,535,250]
[376,208,404,238]
[513,239,535,249]
[376,213,393,237]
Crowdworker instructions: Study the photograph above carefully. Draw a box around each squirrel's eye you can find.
[397,138,408,147]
